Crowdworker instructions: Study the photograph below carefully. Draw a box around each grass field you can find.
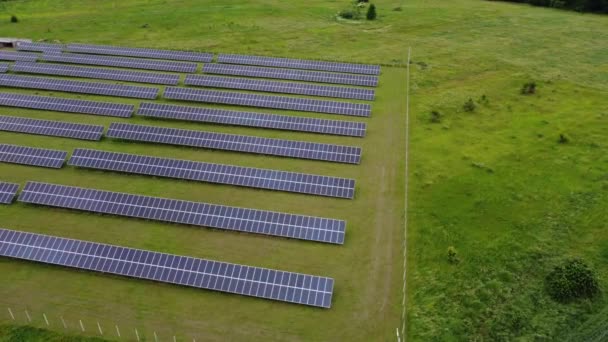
[0,0,606,341]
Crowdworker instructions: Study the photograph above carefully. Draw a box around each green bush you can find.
[558,133,570,144]
[366,4,377,20]
[430,110,442,123]
[463,98,476,112]
[545,258,600,303]
[447,246,460,264]
[10,15,18,23]
[521,81,536,95]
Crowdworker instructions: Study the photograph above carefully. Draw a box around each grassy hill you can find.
[0,0,606,340]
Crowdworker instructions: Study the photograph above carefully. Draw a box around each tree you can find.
[366,4,377,20]
[545,258,600,303]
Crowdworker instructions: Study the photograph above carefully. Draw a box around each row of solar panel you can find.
[16,41,379,76]
[7,62,375,100]
[0,143,356,198]
[0,92,367,136]
[0,228,334,307]
[3,181,346,245]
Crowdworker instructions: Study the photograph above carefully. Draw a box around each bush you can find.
[10,15,18,23]
[545,258,600,303]
[558,133,570,144]
[521,82,536,95]
[447,246,460,264]
[430,110,442,123]
[463,98,476,112]
[366,4,377,20]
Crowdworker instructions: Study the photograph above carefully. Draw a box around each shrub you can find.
[10,15,18,23]
[463,98,476,112]
[545,258,600,303]
[430,110,442,123]
[366,4,377,20]
[558,133,570,144]
[447,246,460,264]
[521,82,536,95]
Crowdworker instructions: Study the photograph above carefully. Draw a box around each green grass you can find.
[0,0,606,340]
[0,324,106,342]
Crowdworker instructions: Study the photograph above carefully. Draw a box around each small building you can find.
[0,38,32,48]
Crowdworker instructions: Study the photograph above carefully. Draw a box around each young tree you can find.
[366,4,377,20]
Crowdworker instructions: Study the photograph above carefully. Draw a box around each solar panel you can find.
[204,63,378,87]
[41,53,198,73]
[16,42,64,53]
[0,92,134,118]
[218,54,380,75]
[138,102,366,137]
[0,64,8,73]
[184,75,375,101]
[0,74,159,99]
[0,144,67,168]
[66,43,214,63]
[18,182,347,245]
[0,182,19,204]
[164,87,371,117]
[106,122,362,164]
[0,51,39,62]
[13,61,180,86]
[0,228,334,308]
[69,149,356,199]
[0,115,104,141]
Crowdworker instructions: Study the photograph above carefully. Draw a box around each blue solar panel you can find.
[0,144,67,168]
[0,51,39,62]
[42,53,198,73]
[137,102,367,137]
[69,148,356,199]
[106,122,363,164]
[0,115,104,141]
[0,182,19,204]
[0,64,8,73]
[18,182,347,244]
[0,92,134,118]
[16,42,64,53]
[164,87,371,117]
[0,228,335,307]
[66,43,214,63]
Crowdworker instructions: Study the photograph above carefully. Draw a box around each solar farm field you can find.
[0,0,607,341]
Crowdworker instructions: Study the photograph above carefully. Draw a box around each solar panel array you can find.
[0,115,104,141]
[164,87,371,117]
[0,182,19,204]
[16,42,64,53]
[13,62,180,86]
[66,43,214,63]
[138,102,366,137]
[0,92,134,118]
[184,75,375,101]
[69,149,356,199]
[204,63,379,87]
[0,144,67,169]
[0,64,8,73]
[41,53,198,73]
[0,228,334,307]
[18,182,346,244]
[106,123,362,164]
[0,74,159,99]
[218,54,381,75]
[0,51,39,62]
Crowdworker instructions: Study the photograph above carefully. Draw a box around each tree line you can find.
[488,0,608,13]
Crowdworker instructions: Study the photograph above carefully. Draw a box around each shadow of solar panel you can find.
[218,54,380,75]
[0,228,335,308]
[0,74,159,99]
[13,62,180,86]
[69,148,356,199]
[0,144,67,168]
[185,75,375,101]
[0,115,104,141]
[16,42,64,53]
[106,122,362,164]
[42,53,198,73]
[138,102,366,137]
[0,51,39,62]
[204,63,379,87]
[164,87,371,117]
[18,182,347,244]
[0,64,8,73]
[0,92,134,117]
[0,182,19,204]
[66,43,214,63]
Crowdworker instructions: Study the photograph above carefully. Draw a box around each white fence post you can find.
[24,310,31,323]
[79,319,85,332]
[115,324,121,338]
[43,313,50,326]
[60,316,67,329]
[7,308,15,320]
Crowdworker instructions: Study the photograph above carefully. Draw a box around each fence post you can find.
[60,316,67,329]
[24,310,31,323]
[43,313,50,326]
[79,319,85,332]
[115,325,121,338]
[7,308,15,320]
